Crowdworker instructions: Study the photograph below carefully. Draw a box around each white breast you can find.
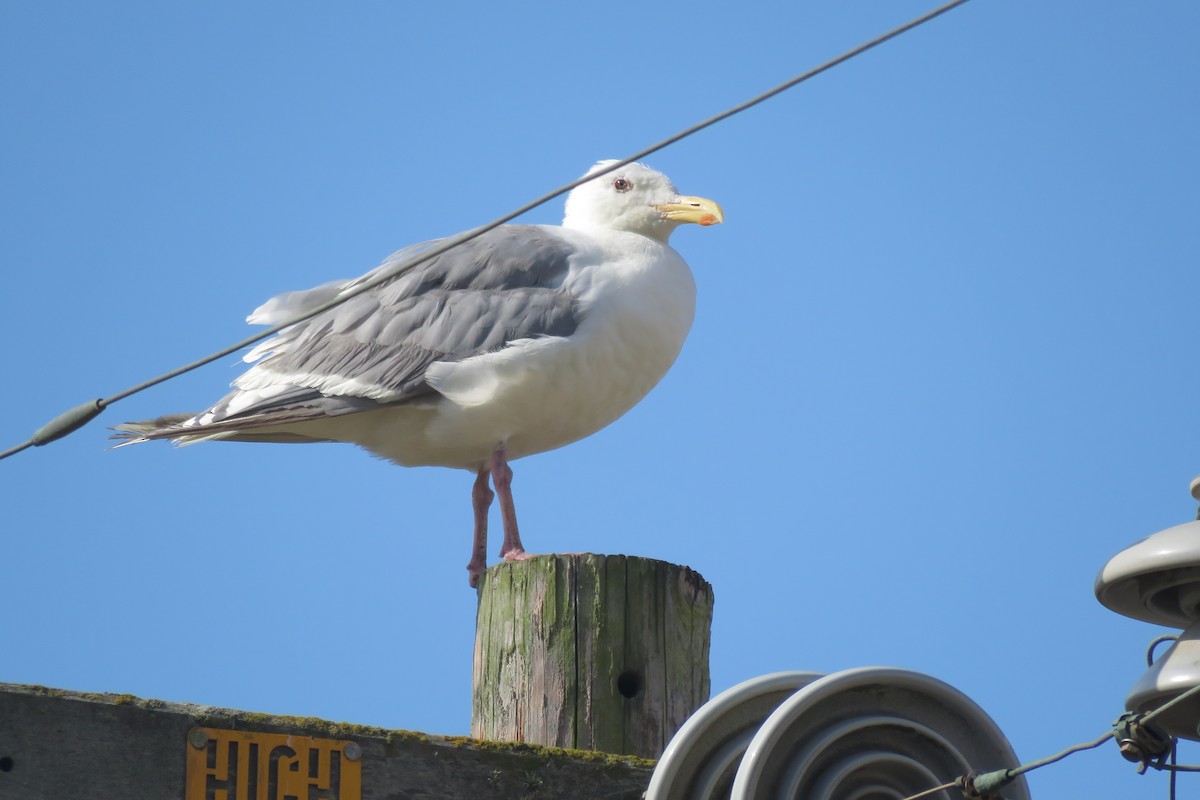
[330,229,696,471]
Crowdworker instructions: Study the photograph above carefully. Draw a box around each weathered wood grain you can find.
[471,555,714,758]
[0,683,654,800]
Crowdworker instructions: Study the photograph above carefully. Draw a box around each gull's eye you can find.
[613,177,632,193]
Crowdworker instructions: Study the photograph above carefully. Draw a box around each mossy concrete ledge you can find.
[0,682,654,800]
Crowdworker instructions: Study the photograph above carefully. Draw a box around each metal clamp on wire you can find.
[956,768,1015,799]
[30,399,106,446]
[1113,712,1172,773]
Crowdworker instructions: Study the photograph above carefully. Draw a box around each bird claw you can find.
[467,561,487,588]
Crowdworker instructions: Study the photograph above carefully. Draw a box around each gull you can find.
[115,160,723,586]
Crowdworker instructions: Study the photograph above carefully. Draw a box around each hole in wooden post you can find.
[616,670,642,699]
[0,756,13,772]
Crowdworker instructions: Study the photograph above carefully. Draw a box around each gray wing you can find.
[198,225,582,430]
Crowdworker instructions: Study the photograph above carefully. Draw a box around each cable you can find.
[898,684,1200,800]
[1159,763,1200,773]
[1147,634,1179,666]
[1004,729,1115,779]
[0,0,974,462]
[894,733,1115,800]
[903,780,959,800]
[1170,740,1177,800]
[1141,682,1200,727]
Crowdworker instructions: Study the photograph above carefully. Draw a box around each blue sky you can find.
[3,1,1199,795]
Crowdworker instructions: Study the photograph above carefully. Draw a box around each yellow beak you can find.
[654,195,725,227]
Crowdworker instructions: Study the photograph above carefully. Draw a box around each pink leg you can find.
[491,444,532,562]
[467,467,493,588]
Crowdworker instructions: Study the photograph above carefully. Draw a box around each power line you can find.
[0,0,974,463]
[897,684,1200,800]
[902,781,958,800]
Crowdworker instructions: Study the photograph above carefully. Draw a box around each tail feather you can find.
[109,413,202,446]
[109,411,339,447]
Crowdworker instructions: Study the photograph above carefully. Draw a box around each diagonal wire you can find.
[1004,729,1116,779]
[902,781,958,800]
[0,0,974,462]
[893,731,1114,800]
[1141,682,1200,727]
[898,682,1200,800]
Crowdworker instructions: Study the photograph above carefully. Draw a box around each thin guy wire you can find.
[0,440,32,460]
[1005,729,1115,779]
[1170,740,1177,800]
[902,780,957,800]
[896,733,1114,800]
[900,683,1200,800]
[1142,682,1200,726]
[0,0,973,462]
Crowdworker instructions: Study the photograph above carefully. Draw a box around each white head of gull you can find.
[114,160,723,586]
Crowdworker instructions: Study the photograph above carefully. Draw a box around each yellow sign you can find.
[185,727,362,800]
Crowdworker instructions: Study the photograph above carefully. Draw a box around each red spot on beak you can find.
[698,214,718,226]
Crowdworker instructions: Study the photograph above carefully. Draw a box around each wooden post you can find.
[471,554,714,758]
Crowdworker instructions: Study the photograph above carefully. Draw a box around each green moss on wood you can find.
[195,709,419,742]
[438,734,654,769]
[473,555,714,759]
